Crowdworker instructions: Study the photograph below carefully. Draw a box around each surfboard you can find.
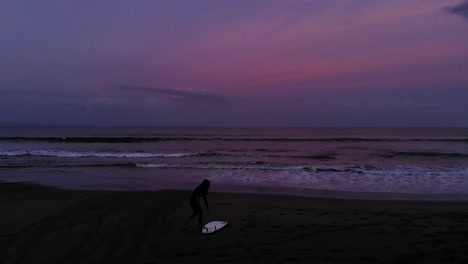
[202,221,228,234]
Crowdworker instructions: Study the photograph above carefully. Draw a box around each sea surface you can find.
[0,127,467,200]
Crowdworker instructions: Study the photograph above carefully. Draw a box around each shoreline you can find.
[2,182,468,263]
[3,180,468,202]
[213,184,468,201]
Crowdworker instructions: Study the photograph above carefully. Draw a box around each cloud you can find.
[115,85,232,105]
[445,1,468,21]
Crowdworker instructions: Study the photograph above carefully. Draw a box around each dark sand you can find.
[1,182,468,264]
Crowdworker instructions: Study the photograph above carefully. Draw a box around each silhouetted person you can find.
[185,179,211,228]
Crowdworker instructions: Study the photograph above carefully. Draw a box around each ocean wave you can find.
[376,151,468,158]
[132,163,354,174]
[2,159,466,178]
[134,163,305,171]
[0,150,272,159]
[0,150,191,158]
[0,163,138,169]
[1,136,466,143]
[0,162,363,172]
[133,163,468,177]
[0,149,337,160]
[293,155,336,160]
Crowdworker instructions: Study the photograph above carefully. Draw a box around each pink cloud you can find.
[137,0,467,96]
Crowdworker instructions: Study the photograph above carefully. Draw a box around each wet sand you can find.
[1,182,468,263]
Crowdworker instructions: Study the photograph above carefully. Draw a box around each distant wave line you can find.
[2,149,466,159]
[0,136,466,143]
[0,163,372,172]
[0,149,339,160]
[0,150,191,158]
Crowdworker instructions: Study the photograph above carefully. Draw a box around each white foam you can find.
[135,163,168,168]
[134,163,306,171]
[207,165,468,194]
[132,163,468,194]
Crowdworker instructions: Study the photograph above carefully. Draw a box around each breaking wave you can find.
[0,150,191,158]
[134,163,468,176]
[0,150,339,160]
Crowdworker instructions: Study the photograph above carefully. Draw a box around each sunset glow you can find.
[1,0,467,126]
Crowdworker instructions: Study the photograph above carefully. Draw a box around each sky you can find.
[1,0,467,127]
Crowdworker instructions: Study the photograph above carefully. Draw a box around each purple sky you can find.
[1,0,467,127]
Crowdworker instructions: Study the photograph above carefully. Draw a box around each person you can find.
[185,179,211,228]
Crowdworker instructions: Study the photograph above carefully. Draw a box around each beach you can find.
[2,0,467,261]
[1,182,468,264]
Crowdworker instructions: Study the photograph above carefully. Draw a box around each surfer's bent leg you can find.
[198,207,203,228]
[185,199,202,227]
[192,200,203,228]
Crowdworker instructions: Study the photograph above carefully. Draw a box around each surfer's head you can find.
[200,179,211,192]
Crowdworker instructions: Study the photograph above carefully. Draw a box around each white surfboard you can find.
[202,221,228,234]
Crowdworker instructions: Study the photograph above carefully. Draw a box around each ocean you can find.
[0,127,467,200]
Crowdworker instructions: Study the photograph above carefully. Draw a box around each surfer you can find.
[185,179,211,228]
